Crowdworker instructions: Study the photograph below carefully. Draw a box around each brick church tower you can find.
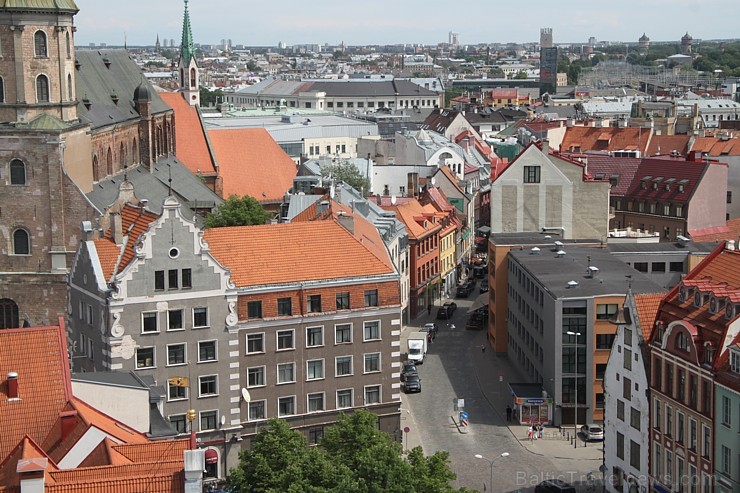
[178,0,200,106]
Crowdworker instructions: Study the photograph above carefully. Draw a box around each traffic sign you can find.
[403,426,410,433]
[460,411,468,420]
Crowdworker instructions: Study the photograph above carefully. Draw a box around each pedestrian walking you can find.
[427,304,432,316]
[506,405,512,422]
[481,344,486,353]
[538,424,544,439]
[527,426,533,441]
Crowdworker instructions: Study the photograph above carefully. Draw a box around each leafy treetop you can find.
[203,194,270,228]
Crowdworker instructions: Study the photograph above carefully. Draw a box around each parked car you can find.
[423,323,439,337]
[400,362,418,382]
[474,265,487,278]
[580,424,604,441]
[402,374,421,393]
[436,305,451,319]
[480,280,489,293]
[456,283,474,298]
[535,479,576,493]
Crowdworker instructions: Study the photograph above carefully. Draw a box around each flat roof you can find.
[490,232,602,247]
[607,241,717,254]
[509,383,545,398]
[509,246,664,299]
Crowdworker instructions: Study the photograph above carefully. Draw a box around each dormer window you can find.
[709,295,724,314]
[730,350,740,374]
[679,285,690,302]
[705,343,715,365]
[675,331,689,352]
[726,300,737,320]
[694,291,708,307]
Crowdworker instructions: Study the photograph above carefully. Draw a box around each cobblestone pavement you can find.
[400,292,604,493]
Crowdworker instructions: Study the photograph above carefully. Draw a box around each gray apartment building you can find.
[505,245,663,426]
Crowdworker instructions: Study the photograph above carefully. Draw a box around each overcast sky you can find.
[73,0,739,48]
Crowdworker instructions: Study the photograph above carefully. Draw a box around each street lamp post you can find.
[474,452,509,492]
[567,330,582,448]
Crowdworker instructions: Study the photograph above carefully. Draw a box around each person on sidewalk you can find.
[481,344,486,353]
[506,405,512,422]
[427,304,432,316]
[527,426,533,441]
[538,424,544,439]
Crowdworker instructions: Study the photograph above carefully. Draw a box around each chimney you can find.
[541,139,550,154]
[7,372,19,399]
[184,449,205,493]
[726,239,736,251]
[337,213,355,235]
[111,212,123,246]
[60,410,78,441]
[17,458,47,493]
[316,200,330,217]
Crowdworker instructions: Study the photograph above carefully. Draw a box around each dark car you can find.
[534,479,576,493]
[400,362,418,382]
[474,265,487,279]
[402,374,421,393]
[443,302,457,314]
[436,306,451,319]
[456,283,473,298]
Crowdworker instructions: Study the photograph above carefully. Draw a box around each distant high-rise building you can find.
[588,36,597,47]
[540,28,553,48]
[449,31,459,47]
[170,38,175,48]
[681,32,693,54]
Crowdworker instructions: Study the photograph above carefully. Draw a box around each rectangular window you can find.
[308,427,324,445]
[654,443,662,479]
[721,445,731,474]
[277,297,292,316]
[624,328,633,347]
[199,375,218,397]
[136,347,155,369]
[249,400,266,421]
[155,270,165,290]
[306,326,323,347]
[247,366,265,387]
[666,404,673,437]
[364,289,379,307]
[670,262,684,273]
[336,292,350,310]
[364,353,381,373]
[630,440,640,469]
[364,385,381,404]
[596,334,616,349]
[277,363,295,384]
[198,340,217,362]
[633,262,648,273]
[721,395,732,426]
[169,414,187,433]
[168,309,184,331]
[167,343,186,366]
[335,324,352,343]
[307,359,324,380]
[652,262,666,273]
[596,363,607,380]
[616,432,624,459]
[630,407,640,431]
[193,307,208,328]
[623,376,632,400]
[277,330,294,350]
[596,304,618,320]
[247,301,263,319]
[337,389,353,409]
[665,450,673,484]
[168,269,179,289]
[336,356,352,376]
[617,399,625,421]
[168,381,187,401]
[363,321,380,341]
[624,349,633,371]
[523,166,541,183]
[246,333,264,354]
[307,294,322,313]
[200,410,217,431]
[141,312,158,333]
[308,392,325,412]
[278,396,296,416]
[689,418,697,451]
[182,268,192,289]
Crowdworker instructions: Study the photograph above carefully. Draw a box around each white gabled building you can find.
[604,292,663,493]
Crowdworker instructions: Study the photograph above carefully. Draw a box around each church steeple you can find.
[178,0,200,106]
[155,33,160,53]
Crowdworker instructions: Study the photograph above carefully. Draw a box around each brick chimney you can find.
[7,372,19,399]
[541,139,550,154]
[336,212,355,235]
[110,212,124,246]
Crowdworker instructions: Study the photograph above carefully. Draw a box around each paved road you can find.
[400,291,603,493]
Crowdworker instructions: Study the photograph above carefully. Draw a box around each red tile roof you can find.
[689,218,740,242]
[568,154,641,196]
[93,203,159,279]
[159,92,217,175]
[203,221,395,287]
[646,134,691,157]
[625,157,710,203]
[560,126,651,154]
[381,198,442,241]
[634,293,664,341]
[208,128,297,203]
[691,137,740,156]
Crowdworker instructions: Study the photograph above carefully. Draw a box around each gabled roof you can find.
[690,136,740,156]
[159,92,216,175]
[420,109,462,134]
[634,293,664,341]
[625,157,710,203]
[203,221,395,287]
[646,134,691,157]
[571,154,642,196]
[560,126,651,154]
[208,128,297,203]
[381,198,442,241]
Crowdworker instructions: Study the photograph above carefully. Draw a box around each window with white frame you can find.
[167,381,187,401]
[277,363,295,384]
[247,366,265,388]
[307,392,325,412]
[278,396,295,416]
[335,324,352,343]
[336,356,352,376]
[337,389,353,409]
[364,353,381,373]
[306,326,323,347]
[200,410,217,431]
[167,343,186,366]
[135,347,155,369]
[246,333,264,354]
[167,309,184,331]
[199,375,218,397]
[364,385,381,404]
[169,414,187,433]
[277,330,294,350]
[249,400,266,421]
[198,340,217,362]
[731,350,740,374]
[721,395,732,426]
[307,359,324,380]
[141,311,158,333]
[363,321,380,341]
[193,307,209,328]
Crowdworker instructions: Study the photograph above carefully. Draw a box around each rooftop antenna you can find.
[167,165,173,196]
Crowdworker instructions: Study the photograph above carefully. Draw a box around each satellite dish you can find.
[391,195,397,205]
[241,388,251,403]
[220,415,226,426]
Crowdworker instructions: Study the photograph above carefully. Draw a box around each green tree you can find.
[320,159,371,195]
[203,194,270,228]
[513,70,528,79]
[199,87,224,107]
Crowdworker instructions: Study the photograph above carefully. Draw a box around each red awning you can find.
[205,449,218,464]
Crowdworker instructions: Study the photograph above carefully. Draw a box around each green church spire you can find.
[180,0,195,66]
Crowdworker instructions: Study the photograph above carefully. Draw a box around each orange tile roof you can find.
[646,134,691,157]
[204,221,395,286]
[43,472,185,493]
[691,137,740,156]
[560,126,651,154]
[94,203,159,279]
[690,218,740,242]
[159,92,217,175]
[382,198,442,240]
[92,238,121,281]
[208,128,297,202]
[78,438,131,468]
[633,293,664,341]
[0,436,58,488]
[112,439,190,463]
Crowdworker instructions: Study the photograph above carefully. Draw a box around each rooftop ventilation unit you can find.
[587,265,600,278]
[567,280,579,288]
[554,241,564,248]
[530,247,541,255]
[676,235,690,247]
[556,250,566,257]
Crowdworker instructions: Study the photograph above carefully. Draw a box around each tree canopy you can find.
[320,159,371,195]
[228,410,473,493]
[203,195,270,228]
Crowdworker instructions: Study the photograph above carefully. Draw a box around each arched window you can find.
[36,75,49,103]
[0,299,19,329]
[92,155,99,181]
[106,147,113,176]
[120,142,126,167]
[132,138,138,164]
[0,76,4,103]
[190,68,196,87]
[12,229,30,255]
[67,74,73,101]
[65,32,71,59]
[34,30,47,57]
[9,159,26,185]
